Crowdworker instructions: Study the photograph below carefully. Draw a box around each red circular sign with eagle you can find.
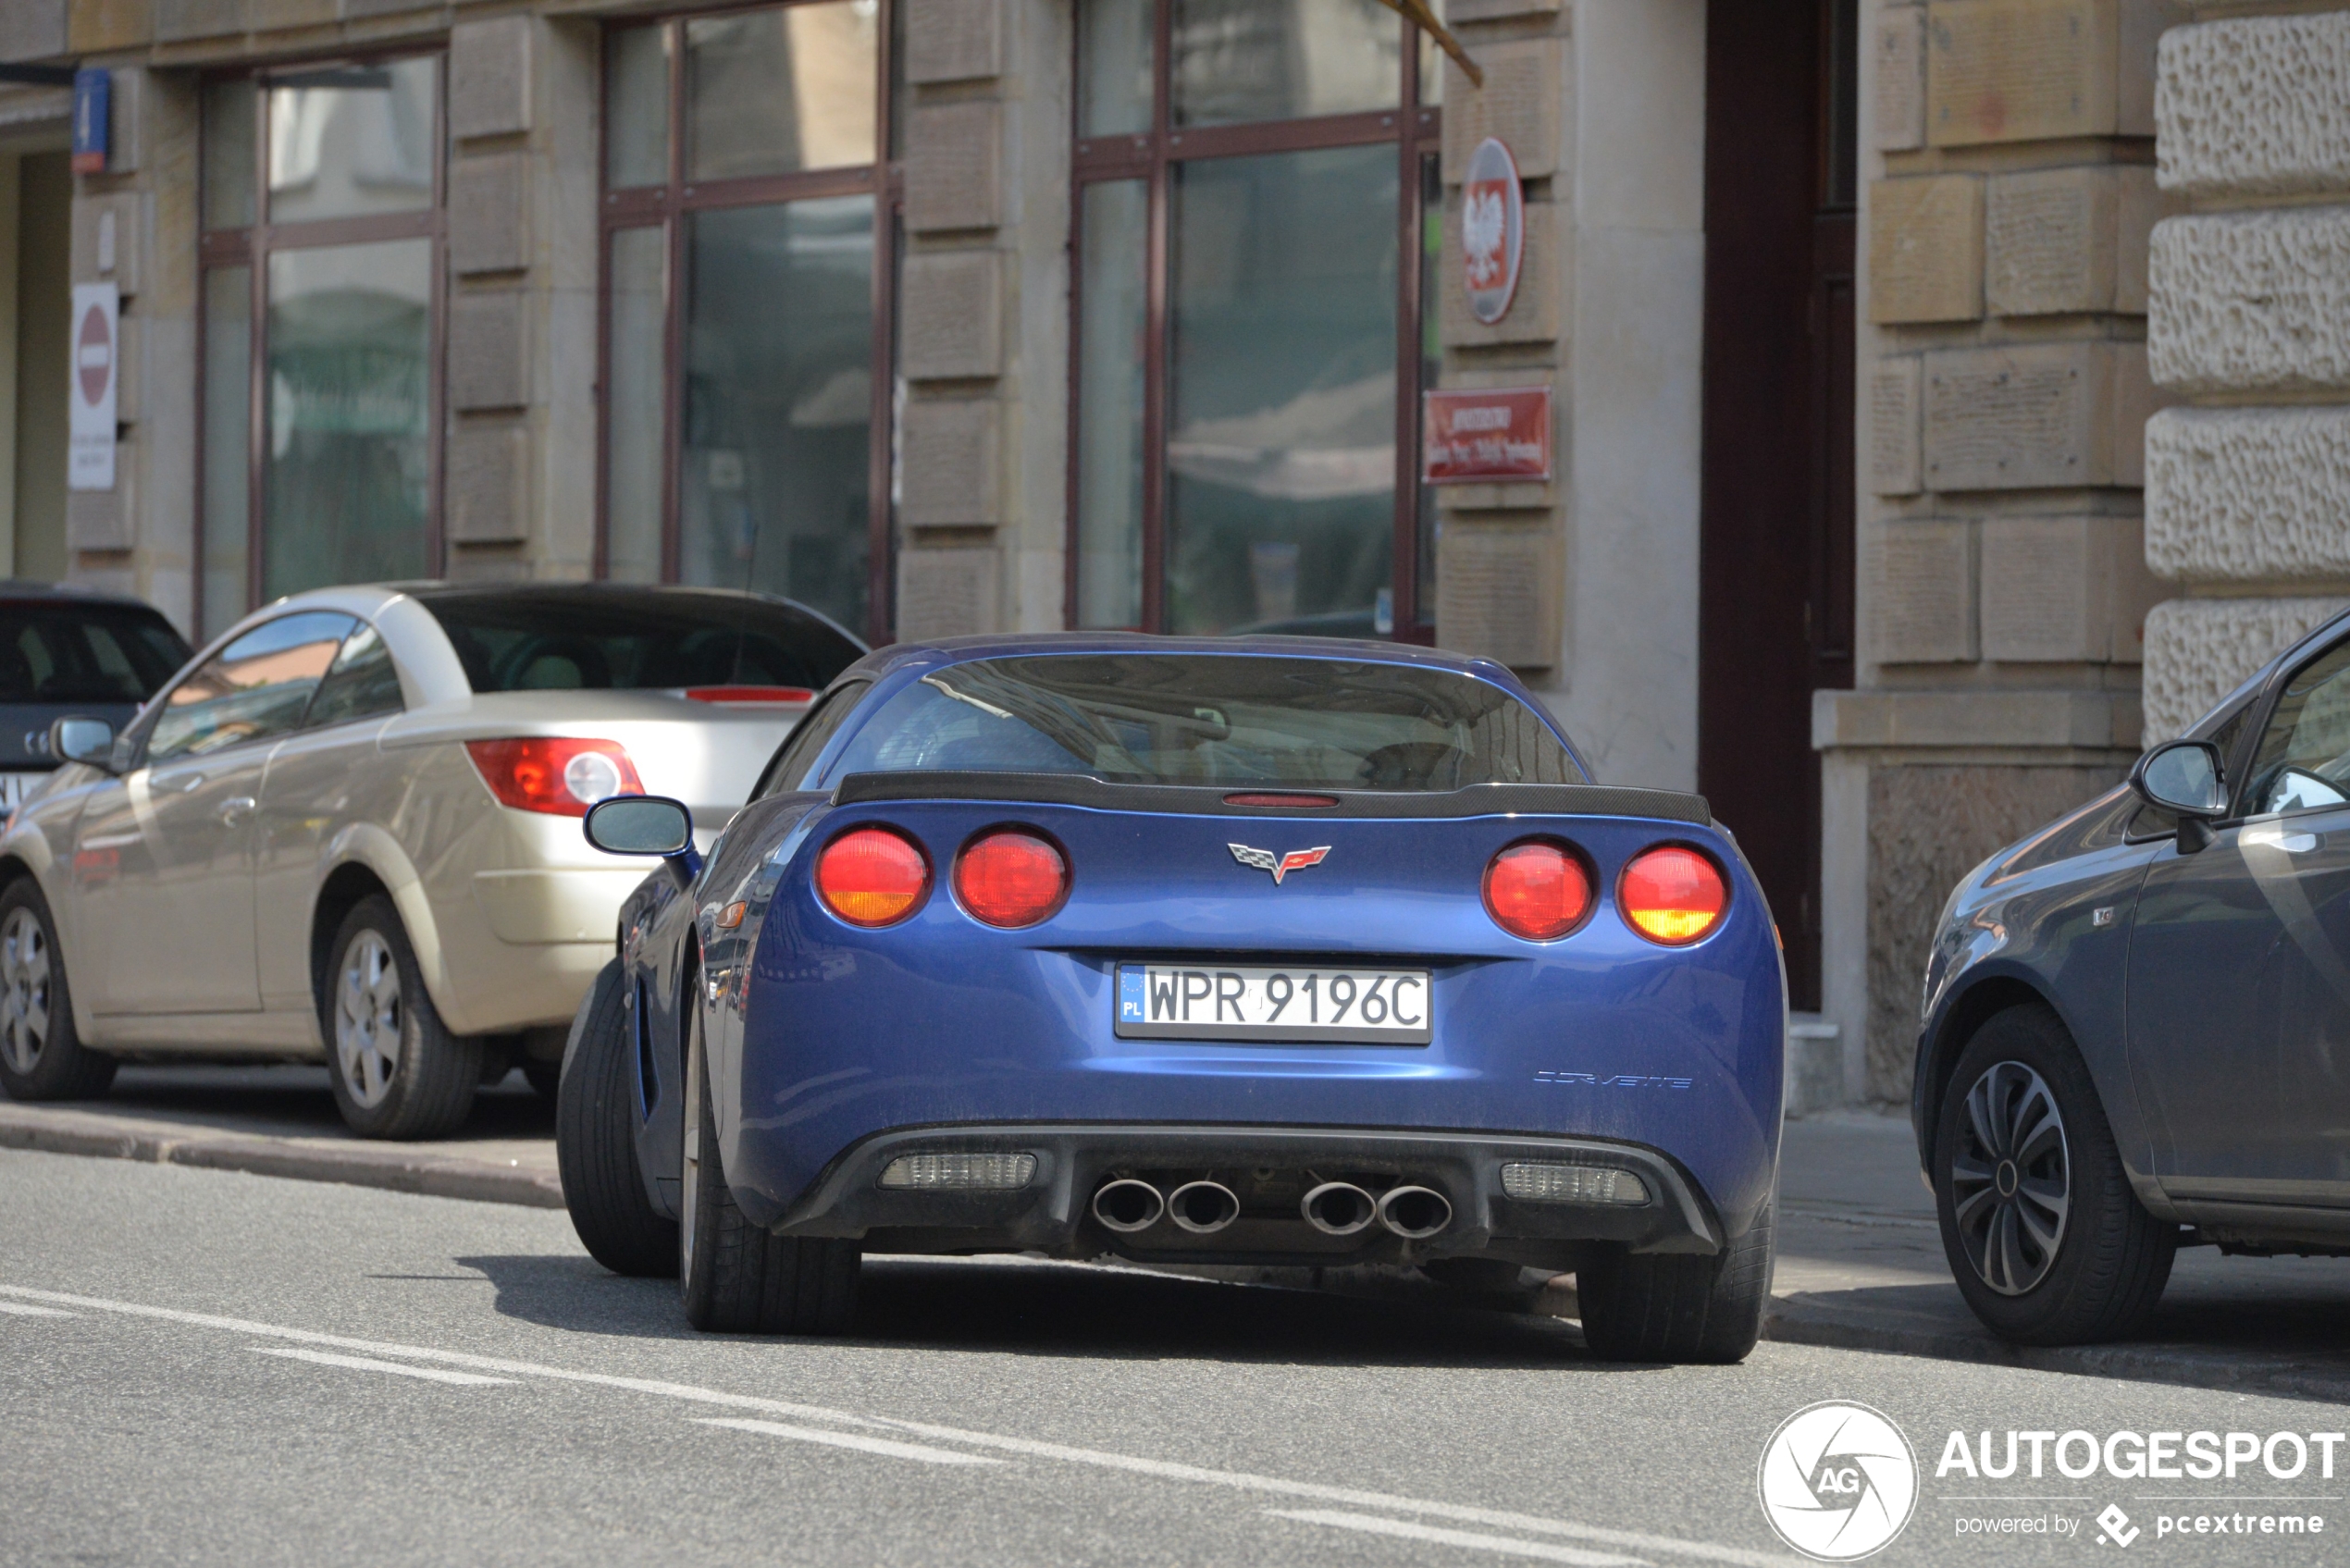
[1462,137,1524,326]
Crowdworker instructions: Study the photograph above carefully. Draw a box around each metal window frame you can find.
[1064,3,1441,639]
[194,50,450,638]
[593,0,902,648]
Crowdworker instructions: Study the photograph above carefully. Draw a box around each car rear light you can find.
[1501,1163,1651,1205]
[683,685,814,704]
[816,826,930,928]
[954,828,1070,928]
[878,1152,1036,1190]
[1618,846,1728,945]
[1481,839,1591,941]
[464,738,644,817]
[1223,792,1340,809]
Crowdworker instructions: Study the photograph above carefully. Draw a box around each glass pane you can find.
[1075,180,1147,629]
[1168,144,1396,636]
[1079,0,1154,137]
[202,266,253,642]
[0,605,188,702]
[148,611,357,763]
[304,620,405,726]
[686,3,877,181]
[605,225,668,585]
[203,79,257,230]
[415,586,862,692]
[1171,0,1399,127]
[680,197,875,636]
[266,56,437,226]
[605,23,672,189]
[264,239,433,599]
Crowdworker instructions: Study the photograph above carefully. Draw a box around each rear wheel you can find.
[556,959,676,1277]
[1577,1201,1774,1364]
[0,880,114,1102]
[679,996,859,1333]
[1933,1004,2174,1344]
[323,895,479,1140]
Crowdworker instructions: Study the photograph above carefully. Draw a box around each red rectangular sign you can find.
[1421,387,1552,484]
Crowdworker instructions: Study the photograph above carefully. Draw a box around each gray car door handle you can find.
[166,773,204,793]
[219,796,257,824]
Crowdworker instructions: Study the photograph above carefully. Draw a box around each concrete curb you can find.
[0,1105,566,1209]
[1764,1301,2350,1406]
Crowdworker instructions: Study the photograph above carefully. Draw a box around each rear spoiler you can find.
[831,772,1712,826]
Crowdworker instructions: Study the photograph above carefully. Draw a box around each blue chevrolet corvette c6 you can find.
[553,636,1786,1363]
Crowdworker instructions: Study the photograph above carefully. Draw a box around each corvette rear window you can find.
[416,587,862,694]
[822,655,1585,790]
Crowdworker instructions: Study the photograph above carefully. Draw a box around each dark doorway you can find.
[1698,0,1857,1010]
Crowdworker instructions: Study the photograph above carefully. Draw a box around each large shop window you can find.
[1071,0,1441,637]
[199,57,443,642]
[599,1,898,645]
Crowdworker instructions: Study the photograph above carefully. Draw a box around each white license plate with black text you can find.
[1115,963,1433,1044]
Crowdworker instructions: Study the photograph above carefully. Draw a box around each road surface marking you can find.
[699,1416,1002,1465]
[1269,1509,1650,1566]
[0,1282,1798,1568]
[0,1301,76,1317]
[255,1348,517,1386]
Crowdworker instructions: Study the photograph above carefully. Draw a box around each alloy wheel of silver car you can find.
[1949,1058,2071,1296]
[0,905,51,1076]
[335,930,403,1109]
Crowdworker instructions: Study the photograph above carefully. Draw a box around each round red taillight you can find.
[954,829,1070,928]
[816,827,930,928]
[1481,840,1592,941]
[1618,846,1728,945]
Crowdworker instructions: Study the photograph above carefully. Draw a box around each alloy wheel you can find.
[0,907,50,1076]
[1949,1059,2071,1295]
[335,931,402,1108]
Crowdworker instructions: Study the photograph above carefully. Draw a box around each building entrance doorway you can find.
[1698,0,1857,1009]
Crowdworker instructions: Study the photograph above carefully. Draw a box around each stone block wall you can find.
[2142,5,2350,736]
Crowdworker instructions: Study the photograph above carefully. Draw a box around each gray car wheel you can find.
[321,895,480,1140]
[0,881,114,1102]
[1949,1060,2070,1295]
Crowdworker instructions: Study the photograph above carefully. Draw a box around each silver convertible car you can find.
[0,583,861,1137]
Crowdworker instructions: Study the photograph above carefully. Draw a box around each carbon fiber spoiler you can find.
[830,772,1712,825]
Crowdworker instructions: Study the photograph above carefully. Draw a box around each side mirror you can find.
[48,717,118,771]
[2132,740,2227,855]
[584,795,700,883]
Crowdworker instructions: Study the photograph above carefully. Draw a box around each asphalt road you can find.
[5,1149,2345,1567]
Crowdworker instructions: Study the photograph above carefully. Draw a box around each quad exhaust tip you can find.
[1378,1185,1453,1239]
[1167,1180,1242,1234]
[1301,1181,1378,1236]
[1092,1178,1165,1234]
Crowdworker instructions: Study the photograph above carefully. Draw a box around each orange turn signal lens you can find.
[815,827,930,928]
[1618,846,1727,945]
[1481,839,1592,942]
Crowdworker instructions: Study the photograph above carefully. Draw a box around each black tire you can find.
[1933,1003,2174,1345]
[522,1057,561,1097]
[679,995,859,1334]
[1577,1200,1775,1364]
[556,959,677,1277]
[0,879,114,1102]
[321,895,479,1140]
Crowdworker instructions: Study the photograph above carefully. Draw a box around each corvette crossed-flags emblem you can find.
[1227,843,1331,885]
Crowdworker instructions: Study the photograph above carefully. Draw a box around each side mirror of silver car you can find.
[47,716,118,772]
[584,795,701,883]
[2131,738,2226,852]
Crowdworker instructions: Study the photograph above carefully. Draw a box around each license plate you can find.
[0,772,47,809]
[1114,963,1432,1044]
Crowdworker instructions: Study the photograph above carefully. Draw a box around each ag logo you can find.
[1757,1401,1918,1561]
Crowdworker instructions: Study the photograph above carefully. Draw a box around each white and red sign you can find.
[68,282,118,492]
[1422,386,1552,484]
[1462,136,1523,326]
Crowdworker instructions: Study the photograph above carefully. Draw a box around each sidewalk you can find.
[7,1076,2350,1400]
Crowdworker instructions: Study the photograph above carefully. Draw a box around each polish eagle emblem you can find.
[1228,843,1331,885]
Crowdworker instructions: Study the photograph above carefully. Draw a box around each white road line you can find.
[1269,1509,1651,1566]
[255,1347,517,1387]
[0,1301,77,1316]
[699,1416,1003,1465]
[0,1283,1798,1568]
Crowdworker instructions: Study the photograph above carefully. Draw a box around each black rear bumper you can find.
[765,1123,1726,1266]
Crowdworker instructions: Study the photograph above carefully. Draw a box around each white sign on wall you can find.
[68,282,118,492]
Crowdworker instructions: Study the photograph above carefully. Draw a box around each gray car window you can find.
[146,612,356,764]
[756,680,869,798]
[302,622,404,729]
[2245,638,2350,816]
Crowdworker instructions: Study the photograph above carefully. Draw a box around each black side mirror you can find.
[584,795,700,883]
[48,717,118,772]
[2131,739,2226,852]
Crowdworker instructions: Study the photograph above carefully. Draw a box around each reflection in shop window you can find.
[686,2,878,181]
[1171,0,1401,127]
[266,59,437,225]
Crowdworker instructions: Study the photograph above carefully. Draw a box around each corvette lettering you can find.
[1535,1070,1694,1089]
[1228,843,1330,884]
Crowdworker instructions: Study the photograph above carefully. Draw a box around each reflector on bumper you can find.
[1501,1162,1650,1205]
[877,1152,1037,1191]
